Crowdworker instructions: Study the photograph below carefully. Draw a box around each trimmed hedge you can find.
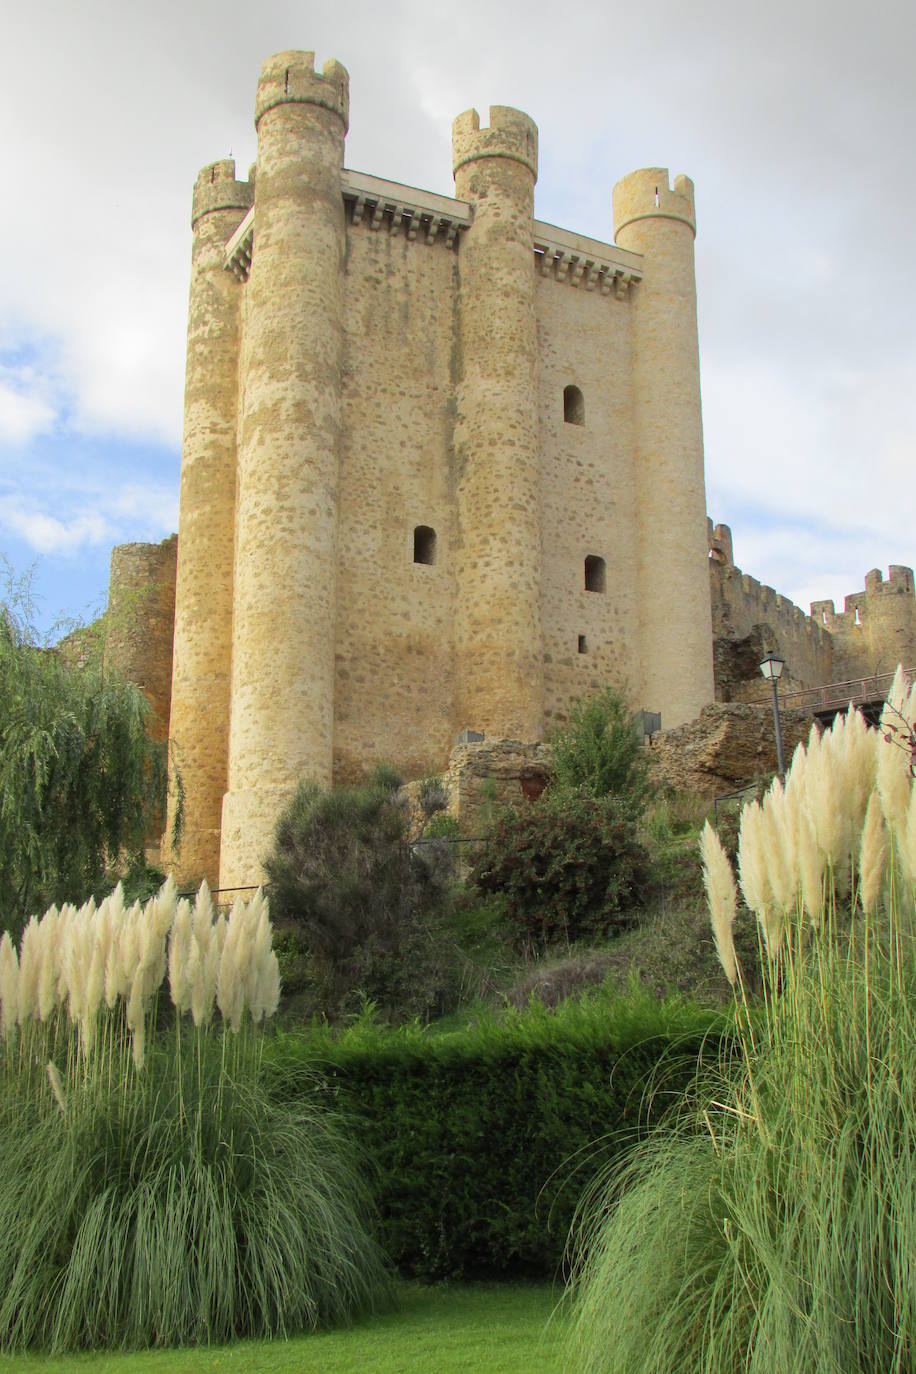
[267,991,725,1280]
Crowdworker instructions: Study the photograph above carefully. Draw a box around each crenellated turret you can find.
[166,159,252,888]
[612,169,714,728]
[452,106,544,741]
[219,52,349,891]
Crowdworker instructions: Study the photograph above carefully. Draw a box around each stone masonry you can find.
[101,50,915,891]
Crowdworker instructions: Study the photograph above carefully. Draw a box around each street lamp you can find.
[759,652,786,775]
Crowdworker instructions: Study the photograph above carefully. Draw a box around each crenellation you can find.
[191,159,253,229]
[94,47,903,890]
[254,50,349,131]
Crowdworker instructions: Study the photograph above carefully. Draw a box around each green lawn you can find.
[0,1283,566,1374]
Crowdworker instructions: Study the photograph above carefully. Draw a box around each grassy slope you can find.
[0,1284,564,1374]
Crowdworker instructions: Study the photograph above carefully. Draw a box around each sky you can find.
[0,0,913,639]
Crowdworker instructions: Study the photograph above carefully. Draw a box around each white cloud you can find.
[0,368,57,445]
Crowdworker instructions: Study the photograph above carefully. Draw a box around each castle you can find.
[104,50,915,892]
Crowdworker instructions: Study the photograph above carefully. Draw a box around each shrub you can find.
[264,768,458,1020]
[472,791,650,951]
[567,670,916,1374]
[266,989,724,1281]
[0,879,390,1350]
[549,688,651,816]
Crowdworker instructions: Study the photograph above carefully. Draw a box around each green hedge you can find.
[267,991,725,1280]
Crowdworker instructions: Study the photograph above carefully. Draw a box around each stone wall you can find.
[104,536,177,743]
[812,565,916,680]
[648,701,816,798]
[708,520,833,698]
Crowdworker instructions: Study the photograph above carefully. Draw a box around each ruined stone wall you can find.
[105,536,177,743]
[708,520,833,698]
[333,210,459,783]
[537,268,640,729]
[811,565,916,680]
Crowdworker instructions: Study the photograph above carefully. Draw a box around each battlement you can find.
[191,159,253,230]
[612,167,696,240]
[452,105,538,181]
[254,50,349,133]
[707,518,734,566]
[811,565,916,627]
[708,517,831,651]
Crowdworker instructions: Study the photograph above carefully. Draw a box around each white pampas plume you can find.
[188,938,208,1028]
[148,875,179,941]
[192,880,215,955]
[859,791,888,914]
[56,905,76,1001]
[700,822,739,986]
[737,801,770,919]
[119,905,141,989]
[168,898,194,1015]
[82,939,106,1056]
[761,780,796,914]
[842,707,879,848]
[0,932,20,1040]
[217,899,247,1032]
[805,720,850,871]
[260,950,281,1023]
[877,667,914,838]
[37,906,60,1021]
[737,801,783,952]
[17,916,41,1026]
[126,974,147,1071]
[46,1061,67,1116]
[797,807,825,927]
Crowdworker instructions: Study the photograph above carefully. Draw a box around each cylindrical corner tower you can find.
[165,161,252,888]
[452,106,544,741]
[612,169,714,728]
[219,52,349,890]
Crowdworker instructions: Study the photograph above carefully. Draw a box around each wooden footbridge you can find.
[765,667,914,726]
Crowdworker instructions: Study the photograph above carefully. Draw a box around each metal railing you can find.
[750,667,914,716]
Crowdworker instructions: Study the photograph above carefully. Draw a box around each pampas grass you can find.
[0,880,391,1351]
[567,675,916,1374]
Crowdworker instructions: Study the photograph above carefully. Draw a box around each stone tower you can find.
[219,52,350,891]
[452,108,544,741]
[612,170,714,724]
[159,50,725,891]
[165,162,252,883]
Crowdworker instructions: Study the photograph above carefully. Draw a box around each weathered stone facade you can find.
[154,49,717,890]
[102,50,915,891]
[706,520,916,703]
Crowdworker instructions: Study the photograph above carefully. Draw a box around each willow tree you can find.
[0,560,168,936]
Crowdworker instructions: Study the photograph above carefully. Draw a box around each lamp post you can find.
[759,652,786,775]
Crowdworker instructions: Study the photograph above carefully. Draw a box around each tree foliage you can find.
[0,560,167,935]
[549,687,651,815]
[263,767,457,1018]
[472,790,650,951]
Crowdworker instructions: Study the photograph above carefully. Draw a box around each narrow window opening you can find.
[584,555,606,593]
[578,634,588,654]
[654,185,659,208]
[413,525,437,566]
[284,68,290,94]
[563,384,585,426]
[855,607,861,625]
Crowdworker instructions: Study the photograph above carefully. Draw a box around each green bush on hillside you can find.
[264,767,458,1019]
[549,688,651,816]
[472,791,650,951]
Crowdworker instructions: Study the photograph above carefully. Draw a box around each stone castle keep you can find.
[106,50,915,891]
